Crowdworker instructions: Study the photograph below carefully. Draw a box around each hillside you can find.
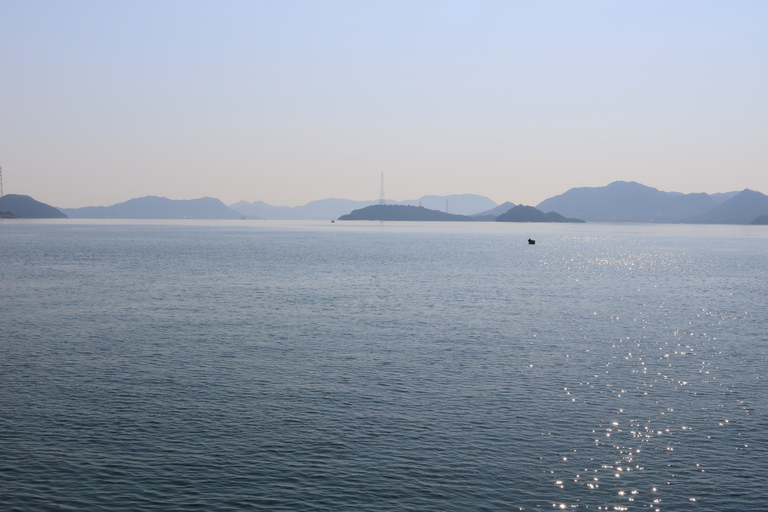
[0,194,67,218]
[62,196,243,219]
[537,181,717,222]
[338,204,475,221]
[686,189,768,224]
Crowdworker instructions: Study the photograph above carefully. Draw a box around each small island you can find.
[0,194,68,218]
[338,204,476,221]
[496,205,584,223]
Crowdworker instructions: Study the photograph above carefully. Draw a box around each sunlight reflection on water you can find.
[0,221,766,511]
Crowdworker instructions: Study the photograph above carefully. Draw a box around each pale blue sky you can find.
[2,0,766,207]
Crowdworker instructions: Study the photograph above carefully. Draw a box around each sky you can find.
[1,1,767,208]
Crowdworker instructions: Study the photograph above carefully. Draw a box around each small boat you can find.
[528,238,536,244]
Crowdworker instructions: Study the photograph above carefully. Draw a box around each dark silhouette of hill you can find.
[686,190,768,224]
[537,181,717,222]
[338,204,475,221]
[496,205,584,223]
[62,196,243,219]
[751,215,768,225]
[0,194,67,218]
[231,194,497,219]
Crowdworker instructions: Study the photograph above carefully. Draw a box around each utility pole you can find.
[0,166,4,213]
[379,172,385,205]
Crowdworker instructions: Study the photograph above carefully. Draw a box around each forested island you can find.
[0,195,67,218]
[338,204,475,221]
[495,205,584,223]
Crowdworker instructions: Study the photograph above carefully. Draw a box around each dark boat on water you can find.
[528,238,536,245]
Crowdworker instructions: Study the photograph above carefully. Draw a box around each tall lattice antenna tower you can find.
[378,172,385,205]
[0,166,4,201]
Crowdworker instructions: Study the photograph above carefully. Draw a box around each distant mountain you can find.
[710,191,741,205]
[62,196,243,219]
[537,181,717,222]
[542,211,586,223]
[338,204,475,221]
[231,198,376,220]
[751,215,768,225]
[230,194,497,220]
[0,194,67,218]
[471,201,516,218]
[496,205,584,223]
[686,189,768,224]
[397,194,497,215]
[229,200,294,219]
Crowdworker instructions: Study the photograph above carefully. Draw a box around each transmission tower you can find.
[0,166,3,201]
[379,172,385,205]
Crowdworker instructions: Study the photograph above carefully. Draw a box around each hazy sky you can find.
[2,1,767,207]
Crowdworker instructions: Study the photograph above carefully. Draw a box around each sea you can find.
[1,220,766,511]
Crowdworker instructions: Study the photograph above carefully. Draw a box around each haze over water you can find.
[1,220,766,511]
[3,2,767,206]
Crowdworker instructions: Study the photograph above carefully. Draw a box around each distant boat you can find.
[528,238,536,245]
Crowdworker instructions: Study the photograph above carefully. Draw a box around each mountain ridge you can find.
[536,181,719,222]
[12,180,768,224]
[0,194,67,218]
[535,181,762,223]
[61,196,243,219]
[685,189,768,224]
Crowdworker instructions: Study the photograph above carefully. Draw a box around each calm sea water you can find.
[1,220,766,511]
